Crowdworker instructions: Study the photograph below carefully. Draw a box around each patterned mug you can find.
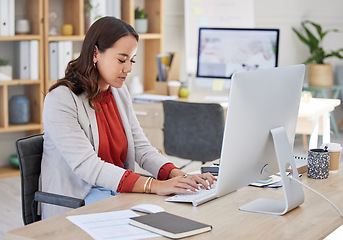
[307,148,330,179]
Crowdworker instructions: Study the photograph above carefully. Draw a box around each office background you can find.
[0,0,343,166]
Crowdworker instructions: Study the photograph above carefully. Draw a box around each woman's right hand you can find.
[151,173,215,196]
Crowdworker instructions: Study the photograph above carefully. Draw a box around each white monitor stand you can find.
[239,127,305,215]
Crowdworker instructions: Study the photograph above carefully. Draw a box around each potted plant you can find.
[292,20,343,87]
[0,58,13,81]
[135,7,148,33]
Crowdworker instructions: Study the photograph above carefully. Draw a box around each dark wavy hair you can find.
[49,17,139,108]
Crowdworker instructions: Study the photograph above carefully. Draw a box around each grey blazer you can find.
[41,84,170,218]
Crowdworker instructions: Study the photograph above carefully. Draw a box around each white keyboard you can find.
[165,186,217,207]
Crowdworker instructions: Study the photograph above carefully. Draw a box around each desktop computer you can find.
[166,64,306,215]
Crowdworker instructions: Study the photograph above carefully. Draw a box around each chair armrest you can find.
[34,191,85,209]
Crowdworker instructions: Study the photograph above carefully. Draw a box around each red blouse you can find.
[94,87,177,193]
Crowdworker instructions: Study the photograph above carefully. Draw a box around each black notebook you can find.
[129,212,212,239]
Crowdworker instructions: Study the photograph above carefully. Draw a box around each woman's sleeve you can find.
[157,163,179,180]
[117,163,178,193]
[117,170,141,193]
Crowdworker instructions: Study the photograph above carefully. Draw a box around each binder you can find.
[15,41,30,79]
[8,0,14,36]
[29,40,39,80]
[107,0,121,18]
[0,0,9,36]
[89,0,107,25]
[63,41,73,71]
[57,41,73,79]
[49,42,58,80]
[57,41,65,79]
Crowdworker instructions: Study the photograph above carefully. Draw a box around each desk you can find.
[296,98,341,150]
[133,97,341,153]
[6,167,343,239]
[303,85,343,138]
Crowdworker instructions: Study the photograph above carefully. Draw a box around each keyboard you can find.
[165,185,217,207]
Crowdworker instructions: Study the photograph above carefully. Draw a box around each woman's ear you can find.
[93,45,99,63]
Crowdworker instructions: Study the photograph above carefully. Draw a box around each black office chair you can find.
[16,134,85,225]
[162,100,225,169]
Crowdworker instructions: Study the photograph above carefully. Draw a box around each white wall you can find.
[165,0,343,83]
[1,0,343,166]
[163,0,343,132]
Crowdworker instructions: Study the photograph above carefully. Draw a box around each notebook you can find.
[129,212,212,239]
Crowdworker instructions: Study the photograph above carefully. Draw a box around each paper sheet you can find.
[131,94,178,103]
[67,210,160,240]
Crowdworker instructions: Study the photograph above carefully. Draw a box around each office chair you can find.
[16,134,85,225]
[162,100,225,169]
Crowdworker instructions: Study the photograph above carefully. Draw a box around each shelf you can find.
[0,35,41,41]
[0,0,44,136]
[0,166,20,178]
[0,123,42,133]
[48,35,85,42]
[139,33,163,40]
[0,80,40,86]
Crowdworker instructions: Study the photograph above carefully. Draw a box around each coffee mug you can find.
[307,148,330,179]
[321,143,342,171]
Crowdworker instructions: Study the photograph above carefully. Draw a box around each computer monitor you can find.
[195,27,280,89]
[216,64,305,215]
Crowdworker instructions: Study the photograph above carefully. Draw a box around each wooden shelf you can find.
[0,0,165,176]
[0,166,20,178]
[48,35,85,42]
[0,35,41,41]
[0,80,40,86]
[121,0,164,92]
[0,123,42,133]
[0,0,44,136]
[139,33,163,40]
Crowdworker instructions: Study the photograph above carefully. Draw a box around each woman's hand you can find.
[151,172,216,196]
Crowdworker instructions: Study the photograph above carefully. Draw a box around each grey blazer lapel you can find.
[111,86,135,170]
[81,92,99,152]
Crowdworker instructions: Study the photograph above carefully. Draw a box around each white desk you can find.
[296,98,341,150]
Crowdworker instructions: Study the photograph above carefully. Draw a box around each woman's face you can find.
[93,35,138,91]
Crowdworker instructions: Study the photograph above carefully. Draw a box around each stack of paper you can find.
[131,94,178,103]
[67,210,159,240]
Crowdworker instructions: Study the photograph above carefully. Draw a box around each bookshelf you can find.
[0,0,164,146]
[43,0,164,93]
[0,0,44,135]
[43,0,85,94]
[121,0,164,91]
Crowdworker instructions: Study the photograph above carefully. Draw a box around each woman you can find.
[41,17,215,219]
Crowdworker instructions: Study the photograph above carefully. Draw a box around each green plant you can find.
[135,7,148,19]
[292,20,343,64]
[0,58,9,66]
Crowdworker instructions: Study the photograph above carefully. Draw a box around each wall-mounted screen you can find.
[196,28,280,79]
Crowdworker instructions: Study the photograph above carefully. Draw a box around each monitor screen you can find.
[196,28,280,79]
[216,64,305,214]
